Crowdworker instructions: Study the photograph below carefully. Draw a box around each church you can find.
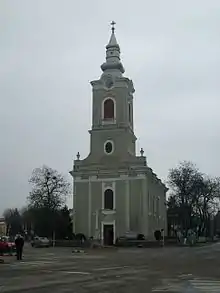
[70,23,168,244]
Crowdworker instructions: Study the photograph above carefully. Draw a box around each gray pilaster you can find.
[73,181,76,233]
[142,177,148,236]
[125,179,130,231]
[88,179,92,237]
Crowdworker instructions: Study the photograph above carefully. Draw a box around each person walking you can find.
[15,235,24,260]
[177,230,182,244]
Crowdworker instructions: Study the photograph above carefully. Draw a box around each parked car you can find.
[0,237,8,254]
[31,236,50,248]
[118,231,145,241]
[116,231,145,246]
[0,236,16,254]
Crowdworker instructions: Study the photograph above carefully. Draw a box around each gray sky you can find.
[0,0,220,215]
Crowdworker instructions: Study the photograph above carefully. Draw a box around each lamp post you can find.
[51,175,57,247]
[52,208,56,248]
[162,228,165,247]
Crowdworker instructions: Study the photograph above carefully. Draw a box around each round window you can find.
[104,141,113,154]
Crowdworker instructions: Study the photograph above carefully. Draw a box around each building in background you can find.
[70,23,168,244]
[0,217,6,236]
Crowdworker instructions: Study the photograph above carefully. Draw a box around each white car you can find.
[31,236,50,248]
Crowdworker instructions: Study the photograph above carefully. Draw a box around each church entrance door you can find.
[103,224,114,246]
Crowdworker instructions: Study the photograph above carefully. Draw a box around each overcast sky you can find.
[0,0,219,215]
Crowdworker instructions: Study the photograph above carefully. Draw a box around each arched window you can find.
[103,98,114,119]
[104,189,114,210]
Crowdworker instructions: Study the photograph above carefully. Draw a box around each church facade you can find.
[70,24,168,244]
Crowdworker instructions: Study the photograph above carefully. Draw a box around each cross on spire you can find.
[111,21,116,33]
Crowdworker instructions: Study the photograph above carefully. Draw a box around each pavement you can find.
[0,242,220,292]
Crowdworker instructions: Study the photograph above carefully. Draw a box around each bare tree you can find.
[168,161,204,230]
[196,177,220,234]
[167,161,220,236]
[28,166,71,237]
[28,166,70,210]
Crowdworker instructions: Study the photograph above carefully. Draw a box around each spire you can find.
[101,21,125,77]
[106,21,119,48]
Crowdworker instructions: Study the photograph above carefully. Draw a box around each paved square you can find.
[0,243,220,292]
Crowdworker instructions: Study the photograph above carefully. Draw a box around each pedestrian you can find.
[177,230,182,244]
[15,234,24,260]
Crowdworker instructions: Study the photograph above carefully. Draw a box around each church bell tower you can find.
[89,21,138,163]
